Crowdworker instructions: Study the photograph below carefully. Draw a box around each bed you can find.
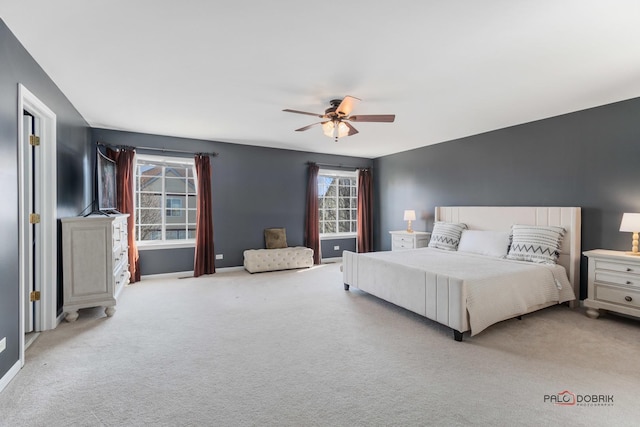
[342,206,581,340]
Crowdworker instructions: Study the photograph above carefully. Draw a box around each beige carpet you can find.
[1,263,640,426]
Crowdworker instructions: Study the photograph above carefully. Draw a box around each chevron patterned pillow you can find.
[506,224,565,264]
[428,221,468,251]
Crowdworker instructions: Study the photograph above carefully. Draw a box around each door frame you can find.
[18,84,58,366]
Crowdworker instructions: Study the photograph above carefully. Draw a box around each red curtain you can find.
[357,168,373,253]
[305,163,321,264]
[194,154,215,276]
[107,147,140,282]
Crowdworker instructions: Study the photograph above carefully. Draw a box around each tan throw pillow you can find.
[264,228,287,249]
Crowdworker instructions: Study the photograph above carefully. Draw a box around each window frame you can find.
[317,169,358,240]
[134,153,198,250]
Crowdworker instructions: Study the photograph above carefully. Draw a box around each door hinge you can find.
[29,213,41,224]
[30,291,41,302]
[29,135,40,146]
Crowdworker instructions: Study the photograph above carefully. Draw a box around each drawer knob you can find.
[626,281,633,285]
[627,268,633,272]
[625,296,633,302]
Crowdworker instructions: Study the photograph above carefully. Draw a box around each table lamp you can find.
[619,213,640,255]
[403,210,416,233]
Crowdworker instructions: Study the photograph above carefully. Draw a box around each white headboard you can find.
[435,206,581,302]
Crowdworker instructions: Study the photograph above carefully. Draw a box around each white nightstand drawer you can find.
[394,240,414,249]
[594,259,640,275]
[595,271,640,288]
[393,235,413,244]
[389,231,431,251]
[595,285,640,309]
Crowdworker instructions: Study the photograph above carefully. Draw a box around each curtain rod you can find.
[307,161,371,170]
[97,141,218,157]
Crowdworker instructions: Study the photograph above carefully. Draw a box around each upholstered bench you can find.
[243,247,314,273]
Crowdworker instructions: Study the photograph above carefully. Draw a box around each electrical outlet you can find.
[333,245,340,250]
[0,337,6,354]
[215,254,223,260]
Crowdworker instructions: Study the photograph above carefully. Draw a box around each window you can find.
[166,197,183,217]
[318,169,357,237]
[135,154,197,246]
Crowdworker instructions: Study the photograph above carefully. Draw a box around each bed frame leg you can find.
[344,284,350,291]
[453,330,463,342]
[517,315,522,320]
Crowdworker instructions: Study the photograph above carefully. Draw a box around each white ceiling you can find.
[2,1,640,158]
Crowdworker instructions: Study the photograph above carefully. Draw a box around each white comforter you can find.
[349,248,575,335]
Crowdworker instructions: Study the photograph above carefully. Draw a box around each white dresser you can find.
[583,249,640,319]
[389,230,431,251]
[62,214,130,321]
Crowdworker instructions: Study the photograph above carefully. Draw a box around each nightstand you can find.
[583,249,640,320]
[389,230,431,251]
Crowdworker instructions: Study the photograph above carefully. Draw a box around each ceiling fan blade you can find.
[336,96,361,117]
[343,122,359,136]
[295,122,327,132]
[348,114,395,123]
[283,109,325,118]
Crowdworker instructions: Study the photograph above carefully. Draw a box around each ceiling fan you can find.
[283,96,395,142]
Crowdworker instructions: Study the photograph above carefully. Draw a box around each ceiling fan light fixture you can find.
[322,119,349,141]
[322,120,335,138]
[283,96,395,142]
[337,121,350,138]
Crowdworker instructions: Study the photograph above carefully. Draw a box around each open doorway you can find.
[18,84,58,367]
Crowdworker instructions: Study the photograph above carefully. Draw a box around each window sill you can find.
[137,241,196,251]
[320,234,357,240]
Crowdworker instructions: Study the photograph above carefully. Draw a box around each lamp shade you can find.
[321,121,334,137]
[620,213,640,232]
[403,210,416,221]
[336,121,350,138]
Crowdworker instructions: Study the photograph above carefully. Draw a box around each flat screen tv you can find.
[97,149,117,212]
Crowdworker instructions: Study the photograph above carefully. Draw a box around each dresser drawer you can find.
[113,221,122,241]
[595,271,640,288]
[594,259,640,275]
[595,285,640,309]
[113,250,127,272]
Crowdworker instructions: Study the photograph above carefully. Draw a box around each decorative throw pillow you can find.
[457,230,510,258]
[265,228,288,249]
[506,224,565,264]
[428,222,468,251]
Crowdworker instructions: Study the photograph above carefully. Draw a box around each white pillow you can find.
[506,224,565,264]
[457,230,510,258]
[428,222,467,251]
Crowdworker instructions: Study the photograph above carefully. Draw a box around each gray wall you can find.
[0,19,92,380]
[374,97,640,299]
[91,128,372,274]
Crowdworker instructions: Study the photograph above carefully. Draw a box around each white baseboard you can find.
[141,266,246,280]
[321,257,343,263]
[141,271,194,280]
[216,266,246,272]
[0,360,21,393]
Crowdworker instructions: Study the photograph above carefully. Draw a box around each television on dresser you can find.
[96,148,118,212]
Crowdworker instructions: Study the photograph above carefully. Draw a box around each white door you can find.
[23,112,42,334]
[18,84,58,373]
